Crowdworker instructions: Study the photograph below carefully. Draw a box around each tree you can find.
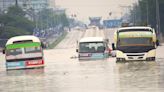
[37,9,69,29]
[129,0,164,36]
[0,6,34,39]
[7,6,25,17]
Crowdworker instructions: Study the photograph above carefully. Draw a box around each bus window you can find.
[6,48,22,56]
[24,47,41,53]
[80,42,105,53]
[97,46,105,52]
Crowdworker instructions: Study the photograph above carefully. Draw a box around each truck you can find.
[77,37,111,60]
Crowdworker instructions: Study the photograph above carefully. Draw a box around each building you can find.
[0,0,49,12]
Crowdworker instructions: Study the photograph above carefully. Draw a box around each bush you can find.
[0,26,31,39]
[0,6,34,39]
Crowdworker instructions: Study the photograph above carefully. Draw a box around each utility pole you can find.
[15,0,18,6]
[156,0,161,41]
[2,0,4,11]
[146,0,149,25]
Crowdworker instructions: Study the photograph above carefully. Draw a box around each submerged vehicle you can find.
[3,35,44,70]
[77,37,111,60]
[112,26,157,62]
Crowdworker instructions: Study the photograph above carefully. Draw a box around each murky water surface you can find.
[0,30,164,92]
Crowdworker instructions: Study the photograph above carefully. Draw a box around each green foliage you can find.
[0,6,34,39]
[37,9,69,29]
[48,31,68,49]
[130,0,164,35]
[7,16,35,32]
[7,6,26,17]
[0,6,69,39]
[0,26,30,39]
[60,14,69,27]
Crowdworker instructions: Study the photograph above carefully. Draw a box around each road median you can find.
[47,31,68,49]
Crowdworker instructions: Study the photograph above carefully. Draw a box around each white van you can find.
[77,37,111,60]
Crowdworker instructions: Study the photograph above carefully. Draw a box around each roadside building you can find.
[0,0,49,12]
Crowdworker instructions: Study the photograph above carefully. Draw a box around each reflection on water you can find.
[116,61,164,92]
[0,68,45,92]
[157,58,164,89]
[6,68,44,76]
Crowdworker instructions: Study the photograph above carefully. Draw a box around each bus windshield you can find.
[79,42,105,53]
[118,38,153,46]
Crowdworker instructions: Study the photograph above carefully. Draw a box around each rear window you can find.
[119,29,153,33]
[24,47,41,53]
[6,48,22,56]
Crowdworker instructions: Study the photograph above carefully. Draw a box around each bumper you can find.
[6,59,44,70]
[116,49,156,61]
[79,53,108,60]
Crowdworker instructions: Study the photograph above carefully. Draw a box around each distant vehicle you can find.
[112,26,157,62]
[76,37,111,60]
[73,26,81,30]
[3,35,44,70]
[87,26,99,30]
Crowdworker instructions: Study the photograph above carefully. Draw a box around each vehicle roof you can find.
[79,37,104,43]
[118,26,153,32]
[6,35,40,45]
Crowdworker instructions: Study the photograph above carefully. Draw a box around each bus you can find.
[76,37,111,60]
[3,35,44,70]
[112,27,157,62]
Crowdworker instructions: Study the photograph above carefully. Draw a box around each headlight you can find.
[117,58,125,61]
[146,57,155,61]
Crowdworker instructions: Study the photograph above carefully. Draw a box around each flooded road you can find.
[0,29,164,92]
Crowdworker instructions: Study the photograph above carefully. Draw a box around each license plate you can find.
[80,53,91,57]
[26,60,43,66]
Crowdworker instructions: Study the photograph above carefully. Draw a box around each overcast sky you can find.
[51,0,138,23]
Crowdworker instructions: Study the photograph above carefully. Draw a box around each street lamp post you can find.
[15,0,18,6]
[2,0,4,11]
[156,0,161,41]
[146,0,149,25]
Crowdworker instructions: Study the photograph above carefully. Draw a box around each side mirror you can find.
[112,43,116,50]
[156,39,159,46]
[76,49,78,52]
[2,49,5,54]
[41,42,47,48]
